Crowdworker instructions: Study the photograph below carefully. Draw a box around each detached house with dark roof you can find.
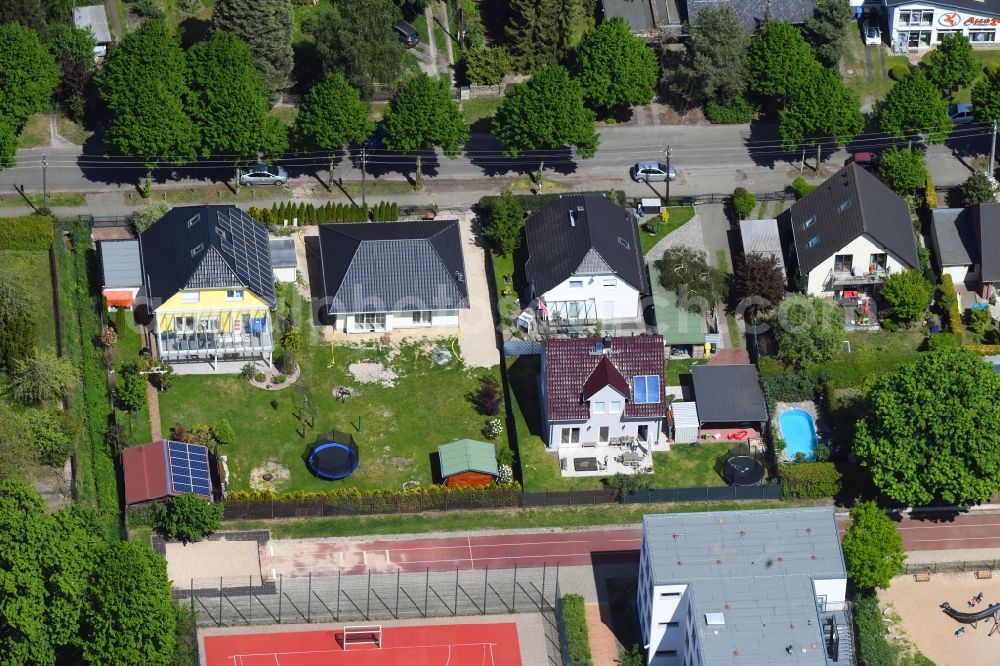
[317,220,469,334]
[525,194,648,325]
[139,205,276,371]
[931,202,1000,298]
[541,335,666,454]
[789,164,919,297]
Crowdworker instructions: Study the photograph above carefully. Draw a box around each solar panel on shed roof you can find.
[167,441,211,497]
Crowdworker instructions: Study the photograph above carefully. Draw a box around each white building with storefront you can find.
[879,1,1000,50]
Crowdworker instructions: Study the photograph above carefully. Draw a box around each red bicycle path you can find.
[261,514,1000,577]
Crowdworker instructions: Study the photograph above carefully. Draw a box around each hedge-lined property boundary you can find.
[939,275,963,336]
[0,214,53,250]
[781,462,843,499]
[561,593,592,666]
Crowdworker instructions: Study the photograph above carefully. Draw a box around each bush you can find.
[938,274,964,336]
[781,462,843,499]
[925,173,938,209]
[129,201,171,234]
[151,493,223,543]
[463,46,513,86]
[967,307,992,339]
[475,376,501,416]
[792,176,815,199]
[759,361,828,403]
[240,362,258,379]
[211,419,236,447]
[889,64,910,81]
[561,594,592,666]
[855,591,900,664]
[272,373,287,384]
[0,214,53,250]
[705,95,758,124]
[927,331,960,351]
[643,216,661,235]
[959,170,997,206]
[732,187,756,219]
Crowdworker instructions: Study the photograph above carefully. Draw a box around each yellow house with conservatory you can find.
[138,205,276,371]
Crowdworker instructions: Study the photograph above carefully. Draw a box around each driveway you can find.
[453,209,501,368]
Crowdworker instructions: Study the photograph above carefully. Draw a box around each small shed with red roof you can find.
[121,440,213,505]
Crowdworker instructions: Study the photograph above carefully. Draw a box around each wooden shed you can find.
[437,439,499,488]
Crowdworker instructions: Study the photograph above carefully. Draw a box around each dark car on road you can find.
[394,20,419,48]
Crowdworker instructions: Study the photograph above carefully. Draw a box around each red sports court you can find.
[203,622,521,666]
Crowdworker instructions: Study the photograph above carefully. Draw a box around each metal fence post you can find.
[454,567,459,616]
[395,569,400,618]
[541,562,547,602]
[366,570,371,619]
[190,579,195,624]
[336,570,341,621]
[307,572,312,623]
[249,575,253,624]
[512,563,517,611]
[219,577,223,624]
[278,574,283,623]
[424,568,429,617]
[483,565,489,615]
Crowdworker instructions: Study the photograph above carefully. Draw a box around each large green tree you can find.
[972,64,1000,125]
[8,349,76,405]
[95,20,198,169]
[505,0,573,71]
[212,0,294,96]
[0,271,38,370]
[734,252,786,319]
[81,540,176,666]
[484,192,525,256]
[877,147,927,195]
[43,24,97,120]
[875,68,951,143]
[574,16,658,114]
[960,171,997,206]
[0,117,15,171]
[746,20,819,104]
[308,0,404,100]
[0,0,45,30]
[924,33,979,99]
[382,73,468,188]
[152,493,224,543]
[767,293,843,367]
[655,245,727,312]
[186,31,287,164]
[494,65,598,176]
[671,5,749,108]
[292,73,373,185]
[842,502,906,591]
[856,349,1000,505]
[803,0,854,68]
[779,68,863,165]
[882,269,932,323]
[0,22,60,129]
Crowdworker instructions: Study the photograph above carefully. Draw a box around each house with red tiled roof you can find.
[541,335,666,453]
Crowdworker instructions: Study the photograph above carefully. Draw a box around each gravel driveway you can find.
[451,210,501,368]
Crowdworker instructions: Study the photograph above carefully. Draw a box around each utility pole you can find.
[664,145,671,202]
[41,153,47,209]
[991,119,997,176]
[361,147,367,212]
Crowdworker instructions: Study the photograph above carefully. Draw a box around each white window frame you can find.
[609,400,622,413]
[592,401,605,414]
[569,280,583,289]
[181,291,200,304]
[970,29,996,43]
[174,316,195,333]
[561,427,580,444]
[411,310,432,324]
[355,313,387,330]
[226,289,244,301]
[602,278,617,287]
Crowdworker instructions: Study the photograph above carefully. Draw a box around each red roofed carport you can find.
[121,441,172,505]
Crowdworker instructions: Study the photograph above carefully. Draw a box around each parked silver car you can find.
[630,161,676,182]
[239,164,288,186]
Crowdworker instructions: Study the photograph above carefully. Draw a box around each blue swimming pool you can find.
[779,409,817,460]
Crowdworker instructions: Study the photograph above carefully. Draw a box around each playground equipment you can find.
[306,432,359,480]
[940,601,1000,634]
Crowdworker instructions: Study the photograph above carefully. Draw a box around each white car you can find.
[863,21,881,46]
[239,164,288,186]
[950,103,975,124]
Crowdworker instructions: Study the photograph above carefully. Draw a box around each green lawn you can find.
[56,114,92,146]
[292,0,332,42]
[491,251,520,332]
[841,30,908,102]
[162,0,214,35]
[1,250,56,352]
[221,499,805,539]
[270,105,299,127]
[462,97,502,133]
[665,357,704,385]
[111,310,152,446]
[0,192,85,208]
[159,288,504,492]
[16,113,50,149]
[651,443,730,488]
[640,207,695,256]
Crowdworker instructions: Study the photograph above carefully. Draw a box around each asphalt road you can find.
[2,122,992,198]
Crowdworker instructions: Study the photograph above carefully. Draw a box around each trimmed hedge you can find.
[478,191,626,219]
[759,361,828,403]
[939,274,963,336]
[561,593,592,666]
[781,462,843,499]
[705,95,758,124]
[855,591,899,665]
[0,214,53,250]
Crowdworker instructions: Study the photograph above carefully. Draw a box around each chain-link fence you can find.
[180,564,566,664]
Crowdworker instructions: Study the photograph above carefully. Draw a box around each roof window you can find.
[803,216,816,229]
[187,214,200,228]
[190,243,204,257]
[838,199,853,213]
[618,237,630,250]
[807,236,820,248]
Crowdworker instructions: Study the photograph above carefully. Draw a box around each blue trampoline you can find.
[306,432,359,480]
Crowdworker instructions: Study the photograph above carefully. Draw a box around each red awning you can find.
[103,290,134,307]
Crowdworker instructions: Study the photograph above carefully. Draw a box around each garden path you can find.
[146,383,162,441]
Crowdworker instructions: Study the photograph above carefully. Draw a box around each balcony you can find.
[825,267,890,289]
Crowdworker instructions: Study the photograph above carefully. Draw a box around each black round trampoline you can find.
[307,436,359,480]
[723,455,765,486]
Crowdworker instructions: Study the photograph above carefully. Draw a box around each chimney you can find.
[602,336,612,352]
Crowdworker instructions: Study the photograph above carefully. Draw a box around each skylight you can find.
[633,375,661,404]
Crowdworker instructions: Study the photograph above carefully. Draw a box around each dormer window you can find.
[592,401,605,414]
